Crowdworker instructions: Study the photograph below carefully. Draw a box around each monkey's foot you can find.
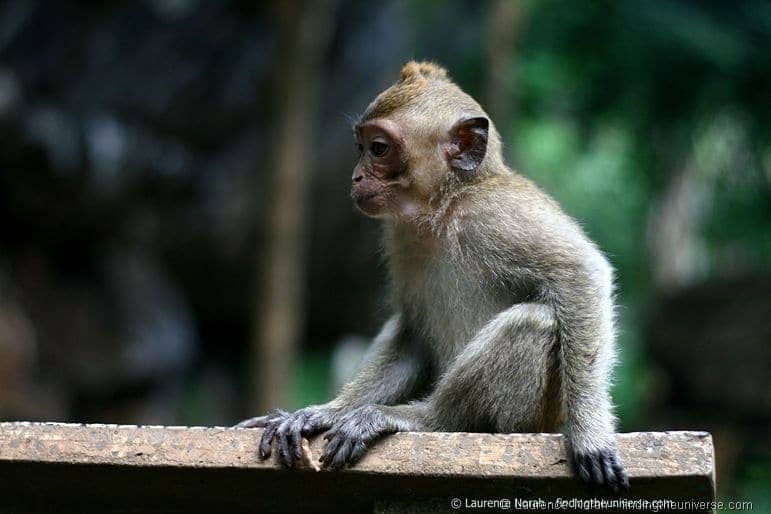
[572,448,630,495]
[319,405,395,470]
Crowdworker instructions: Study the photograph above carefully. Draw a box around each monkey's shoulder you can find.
[449,174,607,272]
[454,176,576,241]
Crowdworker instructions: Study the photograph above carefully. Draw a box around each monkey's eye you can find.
[369,141,389,157]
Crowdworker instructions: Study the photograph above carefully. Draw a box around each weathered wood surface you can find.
[0,422,715,513]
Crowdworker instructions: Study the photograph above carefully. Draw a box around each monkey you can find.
[237,61,629,493]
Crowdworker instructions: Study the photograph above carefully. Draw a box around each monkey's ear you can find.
[447,117,489,173]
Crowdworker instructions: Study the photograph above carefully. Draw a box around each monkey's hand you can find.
[319,405,399,470]
[235,405,338,468]
[571,445,629,495]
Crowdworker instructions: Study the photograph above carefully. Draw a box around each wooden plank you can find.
[0,422,715,513]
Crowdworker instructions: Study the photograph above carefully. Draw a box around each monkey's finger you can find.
[589,454,604,486]
[319,434,343,465]
[259,421,280,460]
[573,453,591,484]
[599,452,620,494]
[348,439,368,465]
[303,416,331,436]
[289,414,308,461]
[318,437,337,465]
[234,415,271,428]
[323,427,339,442]
[610,455,630,492]
[617,469,630,492]
[276,419,294,468]
[329,437,355,470]
[240,407,289,429]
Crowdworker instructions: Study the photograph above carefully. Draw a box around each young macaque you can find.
[238,61,628,493]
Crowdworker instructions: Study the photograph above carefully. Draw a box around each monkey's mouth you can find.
[354,192,379,204]
[353,192,384,217]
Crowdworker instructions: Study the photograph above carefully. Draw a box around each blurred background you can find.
[0,0,768,509]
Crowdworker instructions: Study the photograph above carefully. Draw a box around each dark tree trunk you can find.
[485,0,524,163]
[249,0,339,413]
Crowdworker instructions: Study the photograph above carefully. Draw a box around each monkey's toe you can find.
[320,432,368,470]
[572,449,629,496]
[233,416,268,428]
[320,408,389,469]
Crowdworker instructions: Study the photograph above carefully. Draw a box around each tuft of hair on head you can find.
[361,61,453,122]
[399,61,449,83]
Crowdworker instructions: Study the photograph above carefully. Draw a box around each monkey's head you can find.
[351,61,503,220]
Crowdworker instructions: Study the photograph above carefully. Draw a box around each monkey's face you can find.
[351,118,418,219]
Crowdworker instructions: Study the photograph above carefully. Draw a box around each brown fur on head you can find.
[400,61,448,81]
[362,61,451,120]
[351,61,506,224]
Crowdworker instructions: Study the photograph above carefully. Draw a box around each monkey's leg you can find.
[427,302,560,432]
[237,314,432,468]
[320,303,559,468]
[429,292,629,493]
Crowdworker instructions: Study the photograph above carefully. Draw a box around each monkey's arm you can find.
[330,314,433,408]
[546,257,628,492]
[237,314,431,467]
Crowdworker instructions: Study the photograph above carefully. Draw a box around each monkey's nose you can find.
[352,173,364,183]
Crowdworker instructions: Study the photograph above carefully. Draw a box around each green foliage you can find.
[723,460,771,513]
[293,351,333,409]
